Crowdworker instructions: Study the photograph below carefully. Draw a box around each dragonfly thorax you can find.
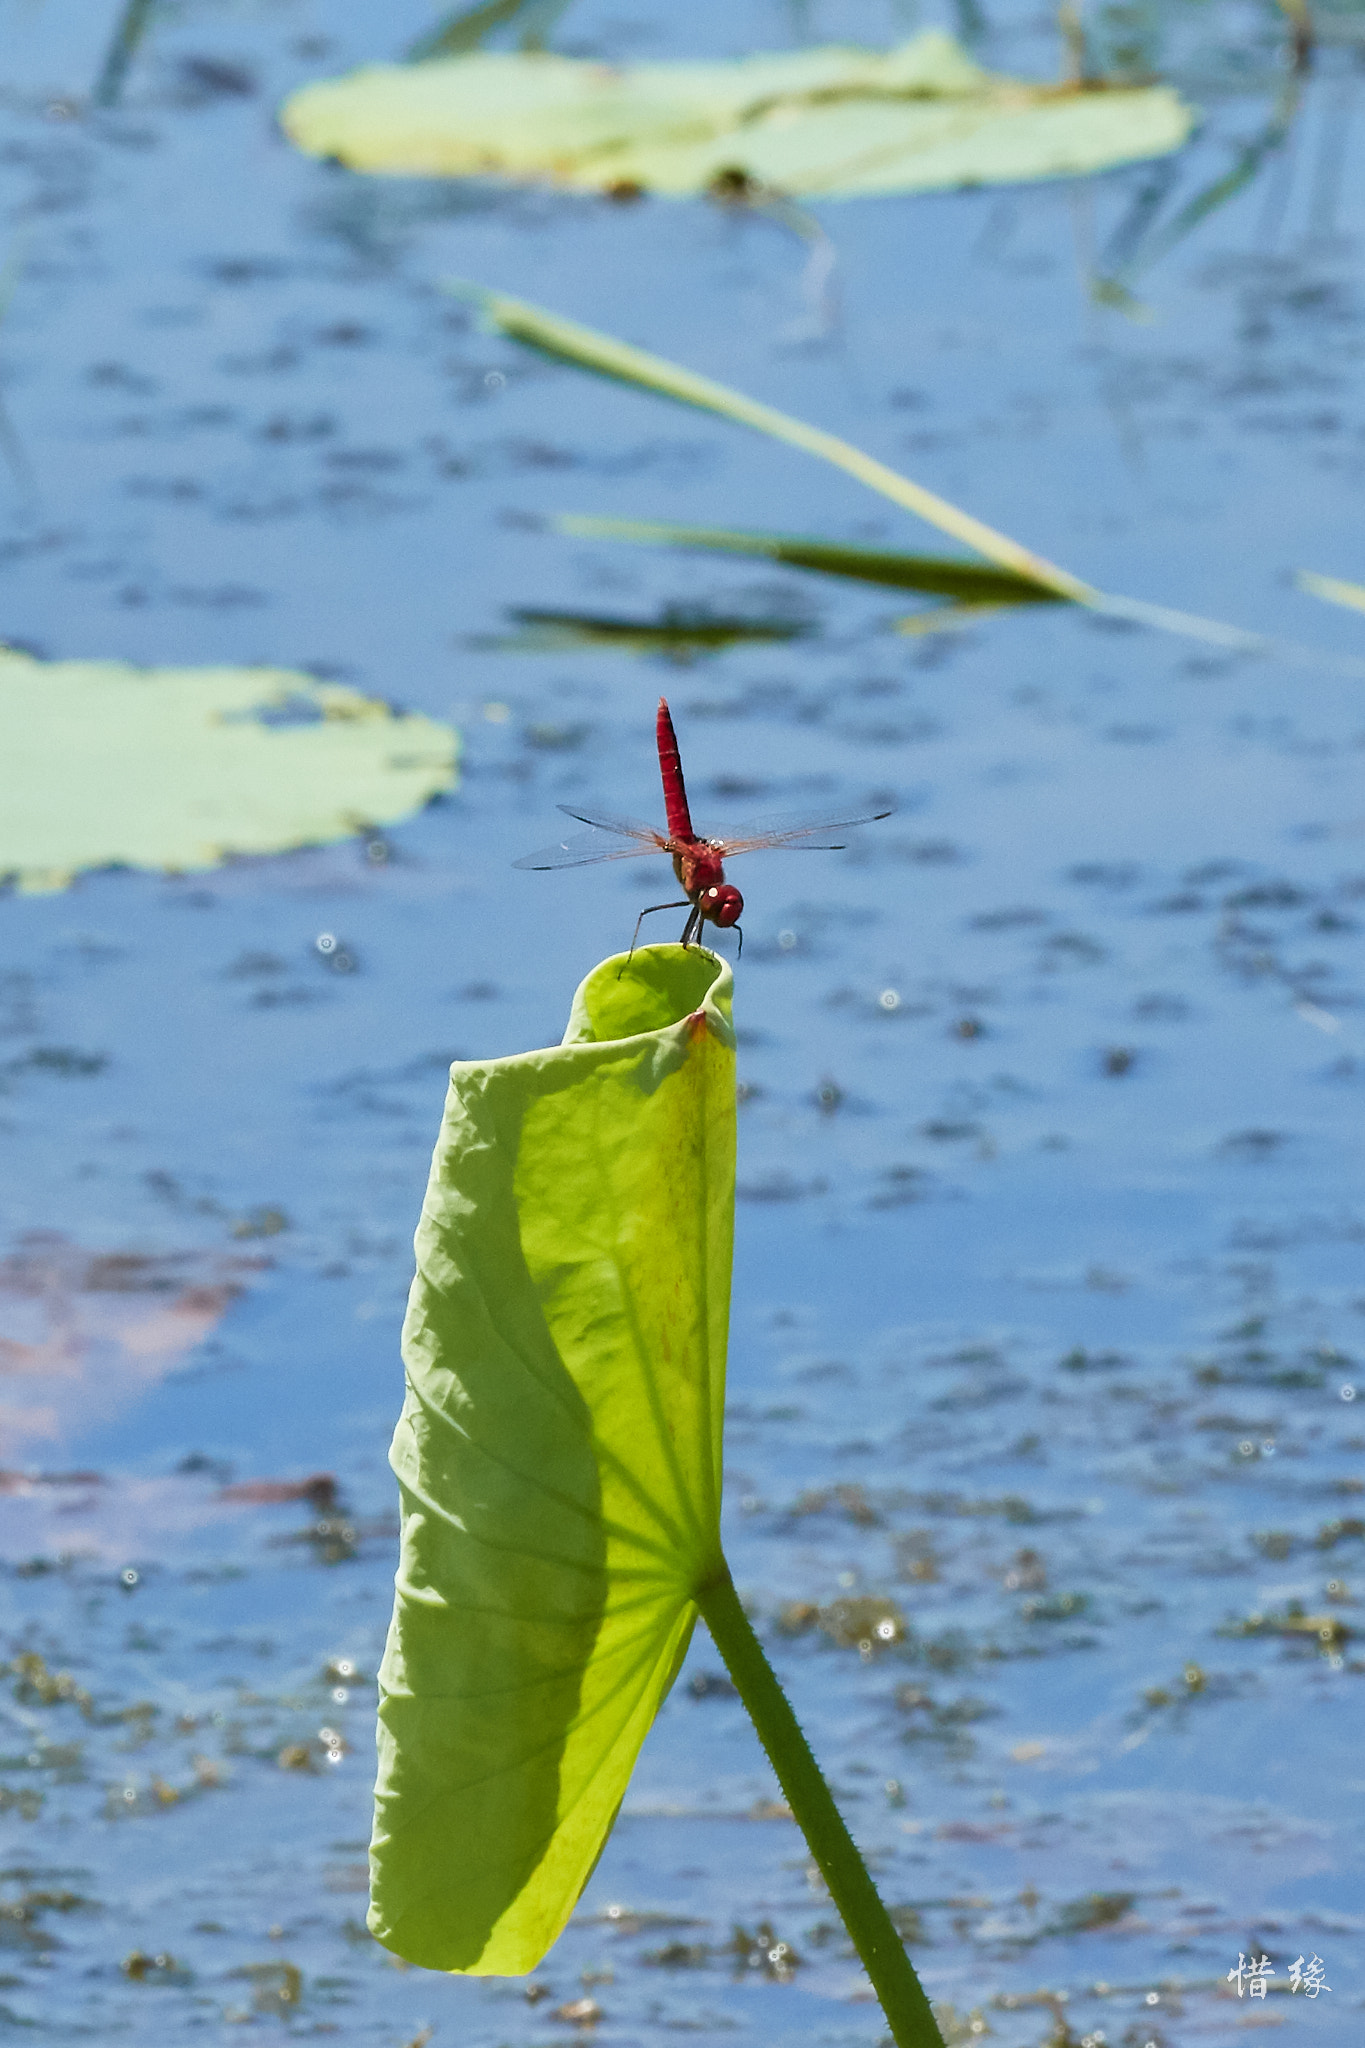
[673,844,742,930]
[673,841,727,896]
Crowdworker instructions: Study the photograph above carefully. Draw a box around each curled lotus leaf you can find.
[368,945,735,1973]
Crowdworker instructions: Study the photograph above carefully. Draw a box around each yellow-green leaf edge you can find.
[369,945,735,1974]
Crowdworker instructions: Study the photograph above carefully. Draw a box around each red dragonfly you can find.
[516,697,894,952]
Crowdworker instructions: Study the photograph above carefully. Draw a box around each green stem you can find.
[94,0,157,108]
[697,1568,946,2048]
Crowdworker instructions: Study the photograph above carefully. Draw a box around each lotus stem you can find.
[697,1567,946,2048]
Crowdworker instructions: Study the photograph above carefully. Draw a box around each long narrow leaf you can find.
[554,513,1064,602]
[93,0,157,108]
[407,0,544,62]
[1296,569,1365,618]
[456,282,1365,679]
[450,282,1089,598]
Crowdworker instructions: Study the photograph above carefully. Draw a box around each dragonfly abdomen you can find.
[656,697,695,843]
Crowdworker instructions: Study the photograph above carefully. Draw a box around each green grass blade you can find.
[369,947,734,1973]
[1296,569,1365,618]
[450,282,1092,600]
[407,0,540,62]
[93,0,158,108]
[553,513,1063,602]
[460,283,1365,679]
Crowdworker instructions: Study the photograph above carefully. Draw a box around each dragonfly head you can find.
[700,883,743,929]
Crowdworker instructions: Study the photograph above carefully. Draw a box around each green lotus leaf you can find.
[280,32,1194,197]
[368,945,735,1974]
[0,648,458,893]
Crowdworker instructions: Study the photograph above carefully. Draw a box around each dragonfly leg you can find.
[625,899,690,966]
[680,902,703,948]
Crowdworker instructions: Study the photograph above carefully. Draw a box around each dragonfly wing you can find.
[513,807,670,871]
[701,802,897,857]
[554,803,669,842]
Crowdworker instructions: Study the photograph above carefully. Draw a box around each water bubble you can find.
[484,371,505,389]
[332,1687,349,1704]
[121,1568,139,1588]
[875,1619,896,1641]
[879,988,900,1011]
[1145,1991,1160,2005]
[1238,1441,1254,1457]
[606,1905,623,1920]
[1341,1384,1356,1402]
[1261,1440,1275,1455]
[122,1787,136,1803]
[315,932,337,955]
[778,930,797,951]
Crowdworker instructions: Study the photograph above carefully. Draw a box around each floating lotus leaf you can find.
[281,32,1194,196]
[369,946,734,1973]
[0,649,458,892]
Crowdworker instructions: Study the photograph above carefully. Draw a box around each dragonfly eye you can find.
[706,884,743,928]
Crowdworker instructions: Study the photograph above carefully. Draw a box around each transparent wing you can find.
[704,802,897,858]
[513,805,673,871]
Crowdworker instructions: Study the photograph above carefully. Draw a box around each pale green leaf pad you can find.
[0,649,458,893]
[281,32,1194,197]
[369,946,735,1974]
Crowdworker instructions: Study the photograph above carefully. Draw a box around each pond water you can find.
[1,0,1363,2041]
